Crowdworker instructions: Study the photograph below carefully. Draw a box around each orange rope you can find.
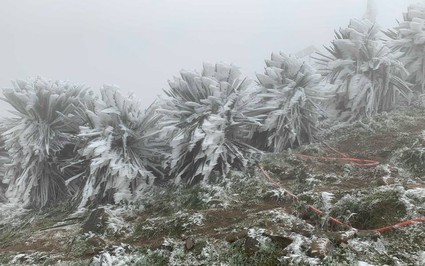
[297,154,380,167]
[322,142,348,157]
[258,164,425,234]
[374,217,425,233]
[259,166,299,200]
[307,205,351,229]
[259,164,351,229]
[297,143,380,167]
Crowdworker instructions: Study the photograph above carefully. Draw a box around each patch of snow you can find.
[418,251,425,265]
[184,212,205,227]
[91,244,143,266]
[262,208,315,231]
[10,252,50,265]
[405,188,425,203]
[279,233,320,265]
[248,227,270,249]
[348,238,388,257]
[358,261,376,266]
[0,202,26,226]
[103,204,135,236]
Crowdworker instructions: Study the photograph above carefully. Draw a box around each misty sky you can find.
[0,0,420,114]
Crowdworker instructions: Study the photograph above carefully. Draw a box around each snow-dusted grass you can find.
[2,4,425,265]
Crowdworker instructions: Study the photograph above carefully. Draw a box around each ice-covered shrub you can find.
[159,63,263,184]
[317,19,411,121]
[0,132,9,202]
[253,52,321,152]
[386,3,425,94]
[78,86,164,207]
[1,78,92,208]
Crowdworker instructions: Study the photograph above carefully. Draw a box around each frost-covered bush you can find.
[317,19,411,121]
[254,52,321,152]
[386,4,425,93]
[159,63,263,184]
[1,78,92,208]
[0,131,9,202]
[78,86,164,207]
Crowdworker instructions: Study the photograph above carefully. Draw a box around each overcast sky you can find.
[0,0,420,114]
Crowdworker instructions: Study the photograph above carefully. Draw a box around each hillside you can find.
[0,107,424,265]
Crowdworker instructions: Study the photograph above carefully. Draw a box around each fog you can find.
[0,0,419,115]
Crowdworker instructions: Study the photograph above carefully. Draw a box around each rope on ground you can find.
[258,164,425,234]
[374,217,425,233]
[297,142,380,167]
[297,154,380,167]
[259,164,351,229]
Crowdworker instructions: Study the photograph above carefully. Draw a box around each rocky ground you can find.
[1,107,425,265]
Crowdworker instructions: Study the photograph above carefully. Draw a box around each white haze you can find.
[0,0,419,116]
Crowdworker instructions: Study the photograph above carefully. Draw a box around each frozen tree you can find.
[363,0,377,23]
[386,3,425,93]
[1,78,92,208]
[253,52,321,152]
[316,19,411,121]
[77,86,164,207]
[159,63,263,184]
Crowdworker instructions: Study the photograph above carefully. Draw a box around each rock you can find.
[309,238,331,259]
[185,238,195,251]
[225,231,248,243]
[259,227,293,248]
[84,247,98,256]
[327,229,357,244]
[244,237,260,256]
[356,230,381,240]
[159,243,174,252]
[87,236,106,247]
[377,176,395,186]
[159,239,174,252]
[82,208,109,234]
[207,199,224,206]
[0,184,7,203]
[267,234,293,248]
[84,236,106,256]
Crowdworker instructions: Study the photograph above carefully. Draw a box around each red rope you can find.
[307,205,351,228]
[259,164,351,228]
[297,142,380,167]
[297,154,380,167]
[258,164,425,234]
[374,217,425,233]
[322,141,348,157]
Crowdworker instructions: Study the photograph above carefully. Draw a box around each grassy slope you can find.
[1,107,425,265]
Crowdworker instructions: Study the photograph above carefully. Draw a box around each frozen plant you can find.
[316,19,411,121]
[78,86,165,207]
[2,77,92,208]
[253,53,322,152]
[159,63,263,184]
[321,192,335,213]
[320,191,335,227]
[386,3,425,94]
[0,134,8,202]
